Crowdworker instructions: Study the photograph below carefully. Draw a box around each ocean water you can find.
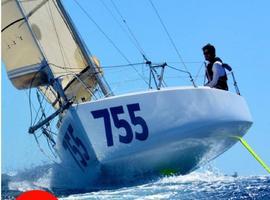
[2,165,270,200]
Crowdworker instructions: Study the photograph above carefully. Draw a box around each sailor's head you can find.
[202,43,216,62]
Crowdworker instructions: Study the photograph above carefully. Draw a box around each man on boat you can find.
[202,44,228,90]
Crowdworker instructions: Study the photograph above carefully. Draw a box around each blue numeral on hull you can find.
[127,103,149,141]
[110,106,133,144]
[92,109,114,146]
[91,103,149,147]
[62,124,90,171]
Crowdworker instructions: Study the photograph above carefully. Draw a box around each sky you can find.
[2,0,270,176]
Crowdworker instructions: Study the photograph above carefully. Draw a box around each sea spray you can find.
[2,164,270,200]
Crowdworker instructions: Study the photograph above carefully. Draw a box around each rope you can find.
[234,136,270,174]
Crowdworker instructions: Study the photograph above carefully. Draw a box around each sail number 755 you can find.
[91,103,149,147]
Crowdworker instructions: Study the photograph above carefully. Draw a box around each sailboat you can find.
[2,0,252,189]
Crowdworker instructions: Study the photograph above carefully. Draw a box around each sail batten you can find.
[1,17,25,32]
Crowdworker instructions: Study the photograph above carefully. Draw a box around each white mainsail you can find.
[2,0,100,106]
[20,0,88,88]
[2,0,49,89]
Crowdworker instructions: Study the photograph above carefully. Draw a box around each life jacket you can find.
[206,57,228,90]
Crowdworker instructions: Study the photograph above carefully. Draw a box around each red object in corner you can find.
[16,190,58,200]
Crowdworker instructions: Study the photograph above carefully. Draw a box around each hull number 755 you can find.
[91,103,149,147]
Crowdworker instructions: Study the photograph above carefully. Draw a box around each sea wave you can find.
[2,164,270,200]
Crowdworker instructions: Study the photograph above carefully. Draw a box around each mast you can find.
[14,0,68,102]
[11,0,70,133]
[56,0,113,97]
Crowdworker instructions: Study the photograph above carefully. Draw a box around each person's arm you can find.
[204,61,211,85]
[206,62,223,88]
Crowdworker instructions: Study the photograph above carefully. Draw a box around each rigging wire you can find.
[73,0,129,63]
[102,62,145,68]
[167,61,203,64]
[148,0,196,87]
[20,2,63,126]
[27,64,47,127]
[43,126,58,136]
[30,90,61,163]
[167,65,192,75]
[27,88,36,127]
[26,2,68,122]
[49,62,146,70]
[52,0,106,99]
[48,63,100,100]
[33,90,47,125]
[39,88,55,117]
[194,62,205,83]
[73,0,149,85]
[100,0,142,56]
[108,0,147,58]
[46,136,58,158]
[28,89,34,126]
[47,1,70,69]
[33,133,61,165]
[52,0,88,70]
[36,89,54,127]
[167,64,195,84]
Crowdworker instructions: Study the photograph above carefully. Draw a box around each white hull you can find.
[52,87,252,188]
